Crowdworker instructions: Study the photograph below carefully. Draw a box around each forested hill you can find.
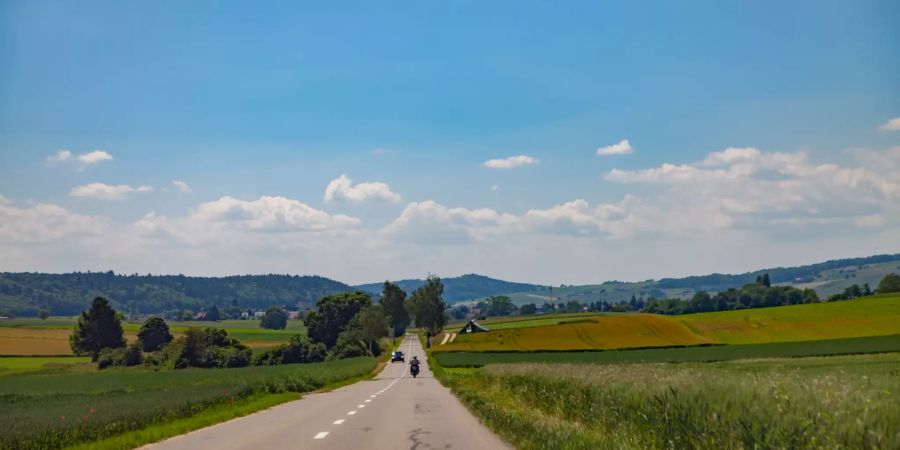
[656,253,900,292]
[0,272,355,316]
[355,274,543,303]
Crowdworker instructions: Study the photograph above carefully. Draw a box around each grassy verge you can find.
[0,357,377,449]
[435,334,900,367]
[440,354,900,449]
[67,392,297,450]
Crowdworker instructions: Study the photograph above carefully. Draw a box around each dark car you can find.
[391,351,405,362]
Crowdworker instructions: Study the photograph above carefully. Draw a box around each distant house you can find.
[287,311,301,320]
[253,311,265,319]
[459,319,490,334]
[193,311,208,320]
[240,311,250,319]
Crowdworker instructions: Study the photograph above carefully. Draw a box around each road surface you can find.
[145,335,510,450]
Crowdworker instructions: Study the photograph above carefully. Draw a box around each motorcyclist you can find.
[409,356,421,377]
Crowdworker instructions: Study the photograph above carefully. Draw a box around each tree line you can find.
[68,275,449,370]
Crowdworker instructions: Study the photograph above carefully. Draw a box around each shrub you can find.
[166,328,249,369]
[137,317,173,352]
[252,335,326,366]
[97,343,143,369]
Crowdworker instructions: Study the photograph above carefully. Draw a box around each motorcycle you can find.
[410,363,420,378]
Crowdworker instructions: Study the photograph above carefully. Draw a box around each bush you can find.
[877,273,900,294]
[260,307,288,330]
[97,343,143,369]
[166,328,249,369]
[252,335,326,366]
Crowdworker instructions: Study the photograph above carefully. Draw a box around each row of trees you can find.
[69,274,450,370]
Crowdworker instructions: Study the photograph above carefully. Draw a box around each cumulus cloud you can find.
[604,146,900,232]
[45,150,72,162]
[482,155,539,169]
[0,194,10,206]
[382,200,518,244]
[879,117,900,131]
[0,201,107,243]
[491,185,499,192]
[46,149,113,169]
[596,139,633,156]
[324,174,401,203]
[172,180,192,193]
[70,183,154,200]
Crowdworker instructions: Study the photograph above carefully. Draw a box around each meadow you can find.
[0,317,304,355]
[434,334,900,367]
[0,356,376,449]
[0,356,91,375]
[436,294,900,353]
[439,353,900,449]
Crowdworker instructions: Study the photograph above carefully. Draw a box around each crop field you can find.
[676,294,900,344]
[440,353,900,449]
[434,334,900,367]
[0,356,376,449]
[437,294,900,353]
[437,314,713,352]
[0,356,91,375]
[0,318,304,355]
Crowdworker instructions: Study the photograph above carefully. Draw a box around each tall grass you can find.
[0,357,376,449]
[442,353,900,449]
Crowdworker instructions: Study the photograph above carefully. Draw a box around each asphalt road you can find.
[145,335,510,450]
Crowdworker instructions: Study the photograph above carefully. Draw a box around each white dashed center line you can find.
[333,419,345,425]
[365,399,371,403]
[358,404,365,408]
[313,432,329,439]
[347,411,357,415]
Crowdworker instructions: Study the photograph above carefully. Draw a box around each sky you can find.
[1,1,899,285]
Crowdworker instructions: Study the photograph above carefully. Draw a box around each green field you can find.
[0,357,376,449]
[0,356,91,375]
[437,294,900,353]
[434,334,900,367]
[439,353,900,449]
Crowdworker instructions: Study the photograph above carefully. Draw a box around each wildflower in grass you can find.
[60,415,65,421]
[89,408,96,414]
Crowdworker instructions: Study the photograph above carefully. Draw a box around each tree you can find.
[205,305,221,321]
[37,308,50,320]
[305,292,371,348]
[353,304,389,355]
[520,303,537,315]
[70,297,126,361]
[877,273,900,294]
[260,307,288,330]
[407,275,447,336]
[380,281,410,337]
[761,273,771,287]
[486,295,514,316]
[138,316,173,351]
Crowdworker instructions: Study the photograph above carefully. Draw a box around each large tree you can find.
[408,275,447,336]
[260,307,288,330]
[70,297,126,360]
[305,292,371,348]
[877,273,900,294]
[137,316,173,351]
[380,281,410,337]
[486,295,514,316]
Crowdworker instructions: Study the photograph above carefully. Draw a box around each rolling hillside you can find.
[355,274,543,303]
[436,294,900,352]
[0,272,356,316]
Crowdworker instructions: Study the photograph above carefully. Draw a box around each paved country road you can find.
[144,335,510,450]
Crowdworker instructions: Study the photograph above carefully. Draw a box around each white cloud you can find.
[382,200,518,244]
[45,149,113,169]
[189,195,361,233]
[491,185,499,192]
[172,180,192,193]
[45,150,72,162]
[482,155,540,169]
[70,183,154,200]
[0,194,10,206]
[879,117,900,131]
[76,150,113,165]
[596,139,633,156]
[0,201,108,243]
[324,174,401,203]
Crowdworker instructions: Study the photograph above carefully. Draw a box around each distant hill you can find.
[0,272,356,316]
[355,274,544,303]
[472,253,900,306]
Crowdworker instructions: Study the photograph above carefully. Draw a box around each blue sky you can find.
[1,1,899,284]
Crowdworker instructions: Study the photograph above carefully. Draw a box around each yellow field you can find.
[436,314,713,352]
[0,328,284,356]
[436,294,900,352]
[676,294,900,344]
